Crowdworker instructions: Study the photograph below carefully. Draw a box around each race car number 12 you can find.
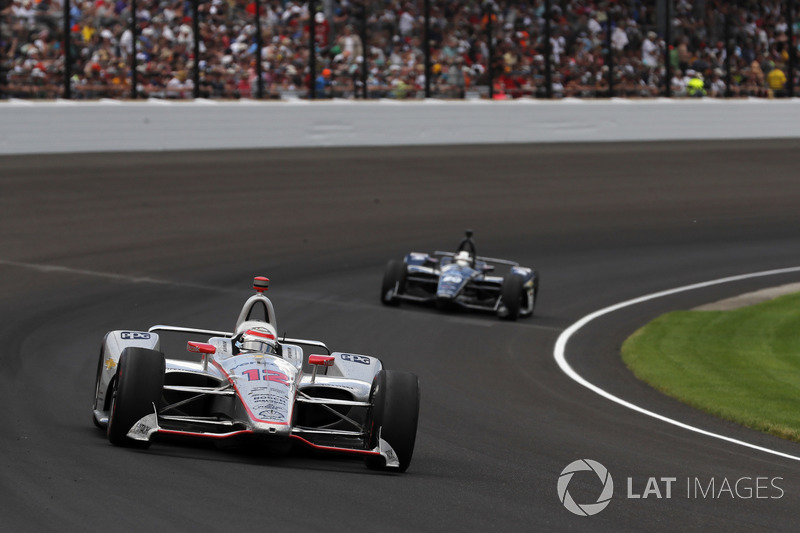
[241,369,290,386]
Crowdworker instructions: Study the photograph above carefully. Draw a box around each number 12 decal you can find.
[242,369,290,386]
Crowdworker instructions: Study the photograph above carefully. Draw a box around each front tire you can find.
[107,347,165,447]
[365,370,420,472]
[499,274,525,320]
[380,260,408,306]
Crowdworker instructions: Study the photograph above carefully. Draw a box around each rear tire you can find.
[365,370,420,472]
[107,347,165,447]
[380,260,408,306]
[499,274,525,320]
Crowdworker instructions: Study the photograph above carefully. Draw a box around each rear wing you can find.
[148,325,330,354]
[433,251,519,267]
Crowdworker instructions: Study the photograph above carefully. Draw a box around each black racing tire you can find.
[107,347,165,448]
[365,370,420,472]
[499,274,525,321]
[380,259,408,306]
[530,272,540,316]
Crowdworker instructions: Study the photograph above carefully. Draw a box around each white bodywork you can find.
[92,288,399,467]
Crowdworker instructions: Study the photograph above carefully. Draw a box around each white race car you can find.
[92,276,420,472]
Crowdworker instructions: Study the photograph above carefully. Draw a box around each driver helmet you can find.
[455,250,472,267]
[237,326,279,355]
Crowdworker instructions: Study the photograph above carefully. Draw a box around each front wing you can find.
[126,410,400,468]
[397,272,504,311]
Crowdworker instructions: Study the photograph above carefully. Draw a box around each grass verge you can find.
[621,292,800,442]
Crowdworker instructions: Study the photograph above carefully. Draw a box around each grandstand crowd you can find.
[1,0,797,99]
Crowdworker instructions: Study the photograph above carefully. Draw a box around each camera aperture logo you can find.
[558,459,614,516]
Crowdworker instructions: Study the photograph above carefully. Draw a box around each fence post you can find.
[485,1,493,99]
[193,0,200,98]
[131,0,138,99]
[255,0,263,98]
[63,0,72,99]
[360,0,367,99]
[725,1,733,97]
[424,0,431,98]
[544,0,552,98]
[309,0,316,99]
[606,6,614,97]
[788,0,796,97]
[664,0,671,97]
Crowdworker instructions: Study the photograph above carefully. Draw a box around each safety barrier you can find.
[1,98,798,155]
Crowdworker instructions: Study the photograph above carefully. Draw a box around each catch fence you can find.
[1,0,797,100]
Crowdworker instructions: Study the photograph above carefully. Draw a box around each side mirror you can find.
[187,341,216,354]
[309,354,335,383]
[309,354,335,366]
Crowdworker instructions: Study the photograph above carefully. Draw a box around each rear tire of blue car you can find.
[380,260,407,306]
[500,274,525,320]
[365,370,420,472]
[107,347,165,448]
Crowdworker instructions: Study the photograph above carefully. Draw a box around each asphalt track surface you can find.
[3,141,800,532]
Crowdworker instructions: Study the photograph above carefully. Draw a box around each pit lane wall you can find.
[1,98,798,154]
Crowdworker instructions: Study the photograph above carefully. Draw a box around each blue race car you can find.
[380,231,539,320]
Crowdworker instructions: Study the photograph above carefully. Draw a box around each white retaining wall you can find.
[0,98,798,154]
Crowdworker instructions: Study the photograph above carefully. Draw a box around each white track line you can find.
[554,266,800,462]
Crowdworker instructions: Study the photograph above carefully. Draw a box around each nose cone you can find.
[252,420,292,437]
[436,284,457,299]
[437,268,467,298]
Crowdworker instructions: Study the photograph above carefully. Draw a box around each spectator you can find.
[611,22,629,52]
[708,68,726,97]
[315,67,331,97]
[686,69,706,97]
[670,69,688,96]
[334,24,363,66]
[766,63,787,97]
[641,31,659,69]
[166,70,193,98]
[1,0,797,100]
